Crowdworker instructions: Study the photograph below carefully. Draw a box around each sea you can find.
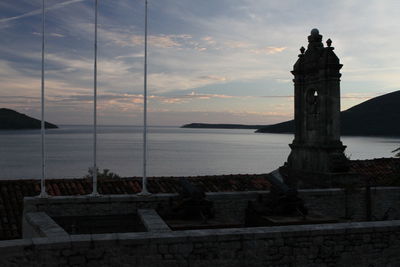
[0,125,399,180]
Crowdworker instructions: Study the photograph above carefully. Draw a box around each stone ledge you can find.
[138,209,171,232]
[299,188,343,194]
[24,194,177,205]
[1,219,400,261]
[0,238,33,254]
[25,212,69,238]
[206,191,268,199]
[91,233,118,247]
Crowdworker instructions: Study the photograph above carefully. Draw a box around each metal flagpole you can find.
[91,0,99,196]
[39,0,48,198]
[139,0,150,195]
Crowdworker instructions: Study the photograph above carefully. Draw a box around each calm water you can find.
[0,125,399,179]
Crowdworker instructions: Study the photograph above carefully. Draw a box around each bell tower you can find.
[287,29,349,174]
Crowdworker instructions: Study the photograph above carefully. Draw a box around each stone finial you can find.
[310,28,319,36]
[300,46,305,54]
[308,28,323,48]
[326,38,332,47]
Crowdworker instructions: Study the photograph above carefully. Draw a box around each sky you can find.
[1,0,400,126]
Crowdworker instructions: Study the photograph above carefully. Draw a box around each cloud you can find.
[341,92,382,99]
[0,95,40,106]
[259,95,293,98]
[149,92,235,104]
[32,32,65,38]
[49,33,65,38]
[0,0,85,25]
[224,41,251,49]
[186,91,233,99]
[275,78,291,84]
[2,0,400,126]
[49,91,236,107]
[250,46,286,55]
[149,35,182,48]
[198,75,227,82]
[202,36,216,45]
[46,54,92,72]
[227,110,292,118]
[101,30,193,49]
[115,53,144,59]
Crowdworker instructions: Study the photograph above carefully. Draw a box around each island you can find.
[0,108,58,130]
[181,123,267,129]
[183,90,400,136]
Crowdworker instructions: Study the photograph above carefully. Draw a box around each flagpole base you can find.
[90,191,101,197]
[137,190,151,196]
[38,191,49,198]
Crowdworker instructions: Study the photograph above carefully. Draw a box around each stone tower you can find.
[287,29,349,175]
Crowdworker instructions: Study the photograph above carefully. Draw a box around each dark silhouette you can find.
[83,168,120,180]
[181,123,266,129]
[285,28,349,174]
[393,147,400,157]
[163,178,214,223]
[257,90,400,136]
[0,108,58,130]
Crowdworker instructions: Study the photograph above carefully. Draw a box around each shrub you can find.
[84,167,120,179]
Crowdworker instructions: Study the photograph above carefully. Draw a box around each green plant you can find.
[84,167,120,179]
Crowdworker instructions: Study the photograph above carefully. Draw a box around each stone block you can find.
[138,209,171,233]
[186,230,217,243]
[68,254,86,266]
[45,236,71,250]
[0,239,32,257]
[70,234,91,249]
[117,232,150,245]
[91,233,118,247]
[177,242,193,256]
[86,249,105,260]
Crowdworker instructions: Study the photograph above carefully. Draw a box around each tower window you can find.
[307,89,319,115]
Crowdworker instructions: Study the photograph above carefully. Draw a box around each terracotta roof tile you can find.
[350,158,400,185]
[0,173,271,241]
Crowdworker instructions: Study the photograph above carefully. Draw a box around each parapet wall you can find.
[301,187,400,221]
[22,191,261,230]
[1,220,400,267]
[3,187,400,266]
[22,187,400,226]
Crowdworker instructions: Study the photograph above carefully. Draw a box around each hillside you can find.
[181,123,266,129]
[256,90,400,136]
[0,108,58,130]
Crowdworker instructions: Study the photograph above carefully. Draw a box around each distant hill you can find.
[0,108,58,130]
[181,123,267,129]
[256,90,400,136]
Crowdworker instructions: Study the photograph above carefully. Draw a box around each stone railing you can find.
[1,220,400,266]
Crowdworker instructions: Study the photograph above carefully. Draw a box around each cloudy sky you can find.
[1,0,400,126]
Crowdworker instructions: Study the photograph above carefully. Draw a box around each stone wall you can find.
[1,220,400,267]
[22,187,400,228]
[300,187,400,221]
[9,187,400,266]
[22,191,262,230]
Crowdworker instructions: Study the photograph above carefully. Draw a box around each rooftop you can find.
[349,157,400,184]
[0,157,399,241]
[0,173,270,240]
